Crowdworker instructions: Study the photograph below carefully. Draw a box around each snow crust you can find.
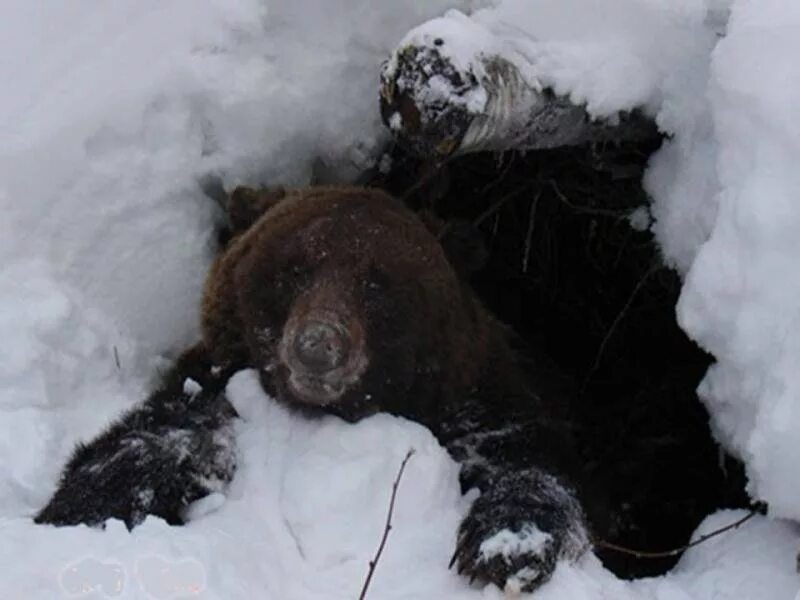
[1,0,799,598]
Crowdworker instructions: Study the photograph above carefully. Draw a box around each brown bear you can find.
[35,185,591,593]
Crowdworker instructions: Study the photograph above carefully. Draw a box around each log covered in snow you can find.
[379,11,658,158]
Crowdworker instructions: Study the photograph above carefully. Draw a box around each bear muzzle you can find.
[278,309,368,406]
[292,320,349,373]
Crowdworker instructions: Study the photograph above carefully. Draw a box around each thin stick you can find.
[401,158,453,202]
[580,263,658,395]
[522,192,541,273]
[358,449,416,600]
[473,184,529,227]
[594,507,760,559]
[548,179,627,218]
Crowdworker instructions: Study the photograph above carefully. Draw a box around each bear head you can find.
[201,186,494,424]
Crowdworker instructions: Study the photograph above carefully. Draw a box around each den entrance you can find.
[372,136,749,578]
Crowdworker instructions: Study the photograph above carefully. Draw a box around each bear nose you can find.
[292,321,349,373]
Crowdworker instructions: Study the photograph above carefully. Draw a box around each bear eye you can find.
[275,257,312,292]
[364,265,391,292]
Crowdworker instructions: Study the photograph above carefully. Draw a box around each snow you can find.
[424,1,715,117]
[675,0,800,523]
[388,0,715,132]
[478,524,552,561]
[0,0,799,599]
[182,378,203,397]
[3,371,796,599]
[0,0,480,356]
[628,206,653,233]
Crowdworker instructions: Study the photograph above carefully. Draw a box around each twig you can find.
[548,179,627,218]
[113,346,121,371]
[401,158,453,202]
[580,263,658,395]
[473,184,529,227]
[522,192,541,273]
[478,152,517,197]
[594,506,762,559]
[358,449,416,600]
[491,213,501,243]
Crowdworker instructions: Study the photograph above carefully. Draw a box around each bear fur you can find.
[36,185,593,592]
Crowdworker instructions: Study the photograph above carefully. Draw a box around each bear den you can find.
[35,171,747,592]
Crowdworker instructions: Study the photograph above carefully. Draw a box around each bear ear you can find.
[228,186,287,234]
[419,211,488,277]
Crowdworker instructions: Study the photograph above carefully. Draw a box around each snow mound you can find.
[0,0,480,356]
[675,0,800,522]
[665,510,799,600]
[5,371,796,599]
[0,261,145,520]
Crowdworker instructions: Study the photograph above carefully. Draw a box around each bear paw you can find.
[36,424,236,529]
[451,518,557,592]
[450,470,589,593]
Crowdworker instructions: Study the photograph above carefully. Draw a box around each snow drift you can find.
[2,371,797,599]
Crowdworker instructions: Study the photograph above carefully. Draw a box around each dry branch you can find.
[357,449,416,600]
[594,505,764,559]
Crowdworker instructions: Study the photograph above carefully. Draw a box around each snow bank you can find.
[0,0,479,356]
[0,261,146,520]
[672,0,800,523]
[664,510,799,600]
[4,371,795,599]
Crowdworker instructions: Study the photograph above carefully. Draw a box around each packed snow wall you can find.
[0,0,484,357]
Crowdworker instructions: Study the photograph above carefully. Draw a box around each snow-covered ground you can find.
[2,370,798,599]
[0,1,798,598]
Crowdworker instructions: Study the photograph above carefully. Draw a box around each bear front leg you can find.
[35,346,238,530]
[442,408,590,593]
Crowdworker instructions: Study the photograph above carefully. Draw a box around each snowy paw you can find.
[450,471,588,593]
[451,516,557,592]
[36,424,236,529]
